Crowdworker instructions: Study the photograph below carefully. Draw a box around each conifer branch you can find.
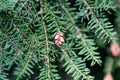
[0,30,23,69]
[88,6,114,9]
[41,2,60,30]
[12,0,18,9]
[0,0,118,79]
[59,0,101,65]
[21,7,42,34]
[13,24,28,44]
[40,8,56,80]
[8,39,23,64]
[0,72,8,80]
[41,9,51,79]
[61,49,93,80]
[16,52,33,80]
[18,0,29,12]
[12,24,39,79]
[41,10,49,51]
[80,35,100,64]
[62,49,88,79]
[82,0,116,42]
[22,6,32,18]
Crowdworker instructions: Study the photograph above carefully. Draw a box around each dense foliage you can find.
[0,0,119,80]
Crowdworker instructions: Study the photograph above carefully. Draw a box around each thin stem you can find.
[61,49,90,80]
[108,58,113,73]
[17,52,33,80]
[80,35,100,64]
[88,5,114,9]
[59,0,99,63]
[41,2,60,31]
[41,8,51,79]
[41,10,49,51]
[82,0,114,42]
[18,0,29,12]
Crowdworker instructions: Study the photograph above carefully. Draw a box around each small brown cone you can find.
[54,31,65,46]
